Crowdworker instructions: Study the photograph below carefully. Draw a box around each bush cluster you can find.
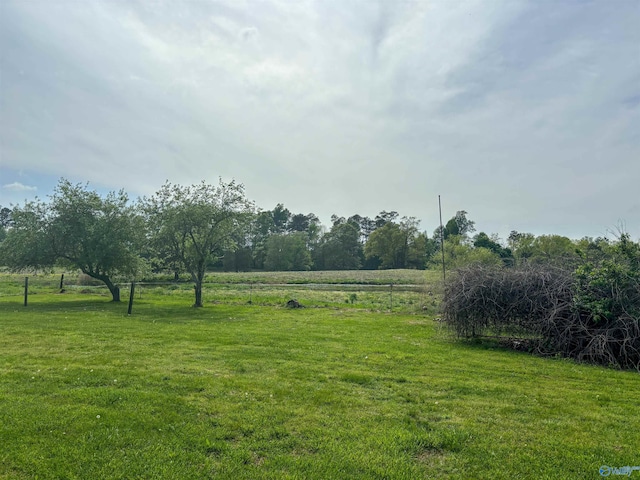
[442,235,640,370]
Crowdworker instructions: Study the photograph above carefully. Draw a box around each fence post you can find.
[24,277,28,307]
[389,283,393,312]
[59,273,65,292]
[128,282,135,315]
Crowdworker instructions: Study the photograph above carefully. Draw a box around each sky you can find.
[1,0,639,241]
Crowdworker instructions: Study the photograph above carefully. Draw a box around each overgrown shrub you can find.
[442,236,640,370]
[442,265,574,338]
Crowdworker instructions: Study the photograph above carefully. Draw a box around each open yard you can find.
[1,279,639,479]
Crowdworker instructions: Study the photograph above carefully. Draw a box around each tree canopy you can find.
[0,180,144,301]
[142,180,254,307]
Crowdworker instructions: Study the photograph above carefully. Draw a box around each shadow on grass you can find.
[438,331,544,360]
[0,295,262,327]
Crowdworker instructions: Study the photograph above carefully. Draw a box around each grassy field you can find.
[1,280,639,478]
[0,270,442,315]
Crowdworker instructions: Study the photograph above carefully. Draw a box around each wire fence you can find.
[0,274,440,314]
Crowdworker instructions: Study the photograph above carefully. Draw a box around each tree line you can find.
[0,178,632,306]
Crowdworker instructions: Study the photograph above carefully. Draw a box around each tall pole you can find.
[438,195,446,283]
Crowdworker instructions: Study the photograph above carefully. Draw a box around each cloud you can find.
[0,0,638,239]
[2,182,38,192]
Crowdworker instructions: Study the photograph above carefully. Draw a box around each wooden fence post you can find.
[128,282,135,315]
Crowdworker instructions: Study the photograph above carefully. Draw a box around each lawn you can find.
[1,287,639,479]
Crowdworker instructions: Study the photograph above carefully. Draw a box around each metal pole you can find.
[24,277,28,307]
[438,195,446,283]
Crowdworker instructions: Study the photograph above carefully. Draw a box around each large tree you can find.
[143,180,254,307]
[318,220,363,270]
[0,180,144,301]
[0,206,12,243]
[435,210,476,242]
[264,232,312,271]
[364,216,428,270]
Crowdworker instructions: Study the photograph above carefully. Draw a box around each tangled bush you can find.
[442,235,640,370]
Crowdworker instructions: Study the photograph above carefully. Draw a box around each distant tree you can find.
[249,210,277,269]
[264,232,312,271]
[142,180,254,307]
[0,206,12,244]
[360,216,377,243]
[507,231,536,265]
[364,222,409,269]
[375,210,399,228]
[288,213,310,233]
[364,216,429,270]
[530,235,578,266]
[223,247,253,272]
[441,235,502,269]
[575,236,612,264]
[330,214,345,226]
[0,206,11,228]
[473,232,513,265]
[319,220,363,270]
[272,204,291,233]
[0,180,145,301]
[0,201,51,270]
[443,210,476,240]
[406,232,434,270]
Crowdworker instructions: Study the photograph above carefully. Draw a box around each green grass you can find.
[0,271,442,315]
[1,290,639,479]
[184,269,436,285]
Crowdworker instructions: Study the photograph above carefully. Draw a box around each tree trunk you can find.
[192,265,205,307]
[193,282,203,307]
[104,278,121,302]
[89,272,121,302]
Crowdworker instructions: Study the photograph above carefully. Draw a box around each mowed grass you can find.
[0,270,442,315]
[1,290,639,479]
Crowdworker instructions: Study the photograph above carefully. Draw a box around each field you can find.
[1,271,639,479]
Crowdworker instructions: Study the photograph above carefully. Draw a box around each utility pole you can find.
[438,195,446,283]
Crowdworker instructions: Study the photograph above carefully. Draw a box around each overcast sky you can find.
[1,0,638,240]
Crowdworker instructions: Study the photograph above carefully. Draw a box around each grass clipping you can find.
[441,265,640,370]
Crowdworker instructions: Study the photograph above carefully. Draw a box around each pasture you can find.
[0,272,639,479]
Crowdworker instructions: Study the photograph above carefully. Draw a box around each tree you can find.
[223,247,253,272]
[0,202,51,270]
[444,210,476,239]
[0,206,12,244]
[272,204,291,233]
[530,235,578,266]
[364,216,428,270]
[288,213,310,233]
[365,222,407,269]
[142,180,254,307]
[473,232,513,265]
[440,235,502,269]
[507,231,536,265]
[375,210,399,228]
[0,180,144,301]
[318,220,363,270]
[248,210,277,269]
[264,232,312,271]
[0,206,11,228]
